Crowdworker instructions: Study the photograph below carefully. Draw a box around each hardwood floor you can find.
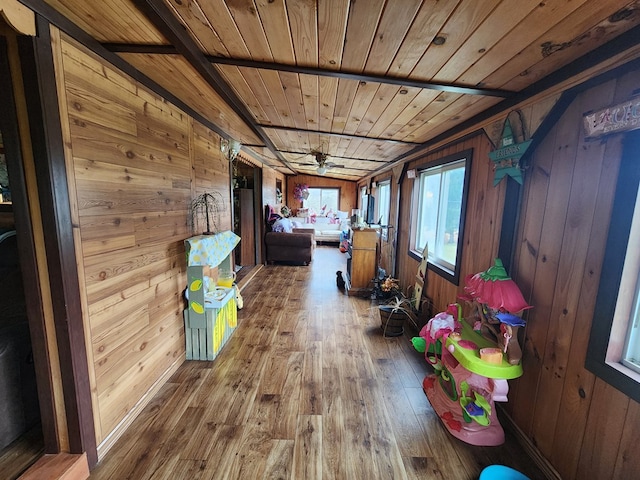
[89,246,548,480]
[0,425,43,479]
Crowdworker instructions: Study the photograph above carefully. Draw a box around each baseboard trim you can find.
[18,453,89,480]
[96,356,183,461]
[499,407,563,480]
[237,264,263,292]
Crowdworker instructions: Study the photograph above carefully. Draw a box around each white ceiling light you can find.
[317,166,327,175]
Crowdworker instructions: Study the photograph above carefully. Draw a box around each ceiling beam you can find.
[259,124,420,145]
[369,24,640,177]
[102,42,513,98]
[17,0,244,147]
[129,0,295,172]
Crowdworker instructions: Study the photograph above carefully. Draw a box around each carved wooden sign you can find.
[583,96,640,138]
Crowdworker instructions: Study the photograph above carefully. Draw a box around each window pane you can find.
[417,172,440,253]
[304,188,339,214]
[439,166,464,265]
[623,277,640,373]
[378,182,390,225]
[412,156,467,279]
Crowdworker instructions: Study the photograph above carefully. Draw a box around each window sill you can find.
[408,248,459,285]
[606,360,640,385]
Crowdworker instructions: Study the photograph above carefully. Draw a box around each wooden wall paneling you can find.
[285,174,357,214]
[261,165,285,208]
[191,122,232,232]
[458,136,504,285]
[56,35,217,452]
[506,103,561,414]
[79,214,136,257]
[550,134,622,479]
[551,75,640,479]
[530,80,616,455]
[121,53,262,146]
[575,379,629,479]
[45,0,167,44]
[510,97,584,437]
[60,35,137,101]
[612,397,640,478]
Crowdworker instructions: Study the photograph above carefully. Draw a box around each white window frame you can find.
[376,180,391,240]
[303,187,340,214]
[606,185,640,380]
[377,180,391,225]
[410,150,471,285]
[360,185,368,221]
[586,132,640,402]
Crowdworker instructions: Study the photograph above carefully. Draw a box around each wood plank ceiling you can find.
[42,0,640,180]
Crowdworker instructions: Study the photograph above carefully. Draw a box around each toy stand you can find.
[183,232,240,361]
[423,321,522,446]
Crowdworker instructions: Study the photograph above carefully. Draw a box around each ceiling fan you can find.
[311,149,343,175]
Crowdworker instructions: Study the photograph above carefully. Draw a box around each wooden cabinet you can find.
[235,188,255,266]
[346,228,379,296]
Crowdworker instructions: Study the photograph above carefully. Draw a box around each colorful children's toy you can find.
[183,232,240,361]
[417,318,522,445]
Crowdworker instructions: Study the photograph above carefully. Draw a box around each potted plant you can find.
[190,191,226,235]
[376,279,433,337]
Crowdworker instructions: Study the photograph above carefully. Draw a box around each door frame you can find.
[0,15,97,467]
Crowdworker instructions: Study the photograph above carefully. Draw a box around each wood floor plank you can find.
[89,246,551,480]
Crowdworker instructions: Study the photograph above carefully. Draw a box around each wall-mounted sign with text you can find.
[583,96,640,138]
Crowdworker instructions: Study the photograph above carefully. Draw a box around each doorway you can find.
[0,31,43,478]
[233,160,262,268]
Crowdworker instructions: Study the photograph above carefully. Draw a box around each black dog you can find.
[336,270,346,290]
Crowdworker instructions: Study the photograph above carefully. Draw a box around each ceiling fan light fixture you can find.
[317,166,327,175]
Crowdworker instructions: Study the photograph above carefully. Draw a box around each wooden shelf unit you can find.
[346,228,380,296]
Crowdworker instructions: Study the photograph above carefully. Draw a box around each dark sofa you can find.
[264,231,314,265]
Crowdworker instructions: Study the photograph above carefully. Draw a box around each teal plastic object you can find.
[479,465,530,480]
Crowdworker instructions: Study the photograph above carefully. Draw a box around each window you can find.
[410,150,471,285]
[377,180,391,240]
[622,266,640,374]
[358,186,368,221]
[586,131,640,402]
[377,181,391,226]
[303,187,339,214]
